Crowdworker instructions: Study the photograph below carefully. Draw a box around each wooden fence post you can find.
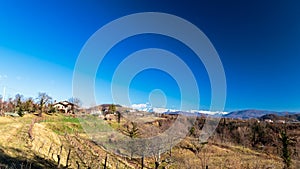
[104,154,108,169]
[57,154,61,168]
[66,148,71,167]
[141,155,144,169]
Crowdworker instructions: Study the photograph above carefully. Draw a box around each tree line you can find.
[0,92,79,117]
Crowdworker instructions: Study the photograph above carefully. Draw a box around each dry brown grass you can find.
[160,138,285,169]
[0,114,298,168]
[0,114,141,168]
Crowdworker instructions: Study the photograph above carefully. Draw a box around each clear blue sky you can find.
[0,0,299,112]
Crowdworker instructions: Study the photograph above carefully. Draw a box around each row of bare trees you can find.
[0,92,53,117]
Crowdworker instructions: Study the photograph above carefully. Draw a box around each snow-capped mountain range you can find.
[131,103,229,115]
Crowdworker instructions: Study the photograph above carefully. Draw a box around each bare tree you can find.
[190,138,210,169]
[37,92,52,117]
[68,97,82,106]
[68,97,82,114]
[7,97,14,112]
[123,122,140,159]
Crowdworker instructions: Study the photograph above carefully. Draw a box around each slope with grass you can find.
[0,113,298,168]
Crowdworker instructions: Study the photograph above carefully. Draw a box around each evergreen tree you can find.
[280,128,291,168]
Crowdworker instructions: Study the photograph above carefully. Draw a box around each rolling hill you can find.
[224,109,299,119]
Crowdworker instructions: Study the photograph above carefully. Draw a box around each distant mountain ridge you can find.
[88,104,299,121]
[224,109,299,119]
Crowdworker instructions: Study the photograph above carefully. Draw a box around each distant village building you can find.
[53,101,78,114]
[275,120,286,124]
[125,109,136,113]
[105,114,115,121]
[264,119,273,123]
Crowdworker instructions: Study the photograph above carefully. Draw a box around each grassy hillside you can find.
[0,113,299,168]
[0,114,140,168]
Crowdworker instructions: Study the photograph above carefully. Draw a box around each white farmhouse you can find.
[53,101,78,114]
